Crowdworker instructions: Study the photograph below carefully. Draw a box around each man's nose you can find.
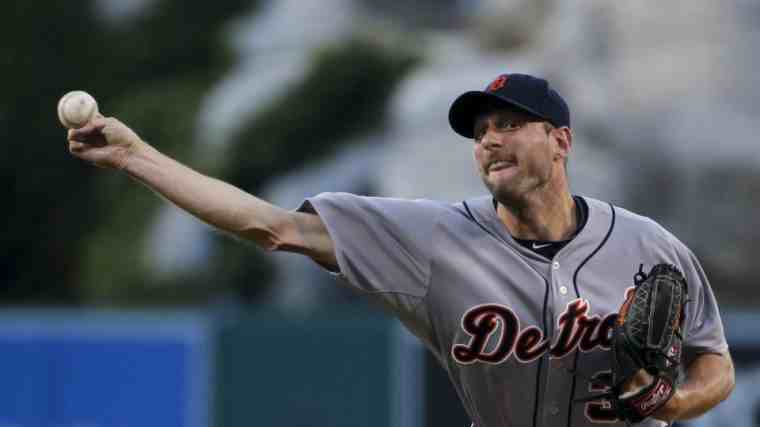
[480,129,502,149]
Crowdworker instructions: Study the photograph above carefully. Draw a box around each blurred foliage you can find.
[4,1,419,306]
[3,0,251,305]
[3,1,115,304]
[225,38,420,188]
[207,37,420,304]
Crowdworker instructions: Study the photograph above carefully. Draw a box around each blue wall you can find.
[0,311,211,427]
[0,309,421,427]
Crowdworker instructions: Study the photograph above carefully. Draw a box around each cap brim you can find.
[448,91,548,139]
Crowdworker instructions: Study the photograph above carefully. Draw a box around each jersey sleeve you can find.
[297,192,442,311]
[676,246,729,360]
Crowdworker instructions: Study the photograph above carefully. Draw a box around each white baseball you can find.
[57,90,99,129]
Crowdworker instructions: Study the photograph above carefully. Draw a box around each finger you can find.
[68,140,88,153]
[79,113,107,132]
[70,120,107,141]
[69,123,97,140]
[100,117,127,141]
[89,115,108,128]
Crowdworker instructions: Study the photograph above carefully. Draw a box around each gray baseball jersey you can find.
[298,193,728,427]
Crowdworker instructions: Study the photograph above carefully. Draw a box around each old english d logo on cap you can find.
[449,73,571,138]
[487,75,509,92]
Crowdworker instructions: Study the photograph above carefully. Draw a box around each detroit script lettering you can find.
[451,296,630,365]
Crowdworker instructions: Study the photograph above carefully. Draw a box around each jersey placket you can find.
[540,257,577,427]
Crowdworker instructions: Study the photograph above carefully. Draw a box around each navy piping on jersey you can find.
[461,200,551,427]
[532,276,551,427]
[462,201,502,242]
[566,203,617,427]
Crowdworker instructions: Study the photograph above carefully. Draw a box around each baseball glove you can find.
[609,263,688,423]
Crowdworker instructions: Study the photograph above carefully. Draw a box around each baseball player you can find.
[67,73,734,426]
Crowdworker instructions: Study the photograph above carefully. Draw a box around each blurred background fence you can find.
[5,0,760,425]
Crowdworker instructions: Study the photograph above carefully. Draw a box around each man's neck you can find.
[496,183,577,241]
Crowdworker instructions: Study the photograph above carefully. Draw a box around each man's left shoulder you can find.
[583,196,690,253]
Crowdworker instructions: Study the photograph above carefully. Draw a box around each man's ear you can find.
[554,127,573,160]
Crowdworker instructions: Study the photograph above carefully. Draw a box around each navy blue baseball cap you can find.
[448,73,570,139]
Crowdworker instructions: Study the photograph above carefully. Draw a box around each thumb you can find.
[69,119,105,139]
[68,118,108,145]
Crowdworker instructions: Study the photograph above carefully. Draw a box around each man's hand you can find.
[620,352,735,423]
[622,369,682,423]
[67,116,145,170]
[651,389,683,423]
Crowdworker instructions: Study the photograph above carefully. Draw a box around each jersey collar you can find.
[462,195,614,263]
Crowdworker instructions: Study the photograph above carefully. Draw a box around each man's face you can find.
[472,108,561,203]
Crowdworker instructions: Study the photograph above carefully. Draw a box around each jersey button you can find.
[549,406,559,415]
[552,261,560,270]
[559,286,568,295]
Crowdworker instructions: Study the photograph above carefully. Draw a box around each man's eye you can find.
[473,119,523,142]
[496,120,521,130]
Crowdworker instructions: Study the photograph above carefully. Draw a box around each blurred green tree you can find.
[2,1,113,304]
[2,0,251,305]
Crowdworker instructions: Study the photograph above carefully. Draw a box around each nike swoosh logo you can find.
[532,242,552,249]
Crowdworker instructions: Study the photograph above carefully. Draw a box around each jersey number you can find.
[584,370,619,423]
